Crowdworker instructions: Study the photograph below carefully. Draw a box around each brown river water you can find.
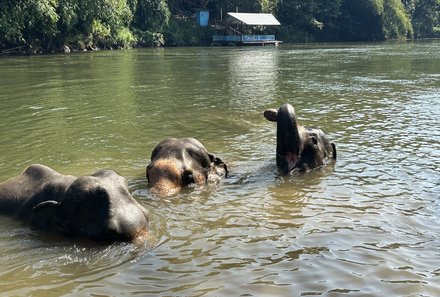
[0,40,439,296]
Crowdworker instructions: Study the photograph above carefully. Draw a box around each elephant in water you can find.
[264,103,337,175]
[0,164,149,242]
[146,137,228,195]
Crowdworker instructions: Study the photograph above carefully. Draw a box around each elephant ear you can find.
[208,153,229,178]
[32,200,68,235]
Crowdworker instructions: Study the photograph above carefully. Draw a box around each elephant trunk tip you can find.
[263,109,278,122]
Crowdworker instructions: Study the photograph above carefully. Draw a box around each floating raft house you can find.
[212,13,282,46]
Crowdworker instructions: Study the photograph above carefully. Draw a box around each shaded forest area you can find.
[0,0,439,54]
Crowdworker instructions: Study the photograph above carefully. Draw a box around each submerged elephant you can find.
[0,164,149,242]
[264,103,337,175]
[146,137,228,195]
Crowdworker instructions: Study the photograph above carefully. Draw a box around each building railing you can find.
[213,35,276,42]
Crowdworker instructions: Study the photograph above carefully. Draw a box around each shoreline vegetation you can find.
[1,0,439,55]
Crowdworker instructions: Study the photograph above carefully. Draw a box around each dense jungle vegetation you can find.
[0,0,439,54]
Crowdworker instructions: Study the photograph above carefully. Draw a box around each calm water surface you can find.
[0,41,439,296]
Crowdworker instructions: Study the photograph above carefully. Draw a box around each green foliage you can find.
[0,0,59,51]
[134,29,165,47]
[330,0,381,41]
[276,0,343,42]
[114,27,137,47]
[260,0,279,13]
[0,1,25,46]
[129,0,170,47]
[163,16,214,46]
[329,0,413,41]
[0,0,439,54]
[26,0,59,39]
[91,19,111,47]
[207,0,263,13]
[67,0,135,49]
[132,0,170,31]
[168,0,209,14]
[412,0,440,37]
[382,0,413,39]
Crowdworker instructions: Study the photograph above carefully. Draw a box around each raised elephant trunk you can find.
[276,104,302,175]
[264,103,337,175]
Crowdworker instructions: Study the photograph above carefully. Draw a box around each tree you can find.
[0,1,25,48]
[132,0,170,31]
[207,0,263,14]
[0,0,59,51]
[276,0,343,41]
[382,0,413,39]
[336,0,412,41]
[1,0,439,53]
[56,0,135,49]
[412,0,440,37]
[131,0,170,46]
[337,0,385,41]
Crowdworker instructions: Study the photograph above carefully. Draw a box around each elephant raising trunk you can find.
[264,103,337,175]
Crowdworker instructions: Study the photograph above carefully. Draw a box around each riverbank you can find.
[2,1,439,56]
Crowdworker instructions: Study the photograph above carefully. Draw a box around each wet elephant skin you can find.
[0,164,149,242]
[146,137,228,195]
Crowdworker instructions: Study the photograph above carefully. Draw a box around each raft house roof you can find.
[225,13,281,26]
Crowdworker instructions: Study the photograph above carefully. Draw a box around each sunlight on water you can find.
[0,41,439,296]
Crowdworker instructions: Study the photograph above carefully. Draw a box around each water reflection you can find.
[227,48,279,111]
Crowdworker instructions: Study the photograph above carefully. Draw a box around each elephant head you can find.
[146,137,228,195]
[31,168,149,242]
[264,103,336,175]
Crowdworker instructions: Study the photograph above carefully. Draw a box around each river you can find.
[0,40,439,296]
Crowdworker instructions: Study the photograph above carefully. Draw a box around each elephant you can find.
[264,103,337,175]
[0,164,149,242]
[146,137,228,195]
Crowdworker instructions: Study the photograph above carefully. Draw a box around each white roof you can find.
[226,13,281,26]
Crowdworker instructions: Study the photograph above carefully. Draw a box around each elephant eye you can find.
[311,136,318,145]
[182,170,196,186]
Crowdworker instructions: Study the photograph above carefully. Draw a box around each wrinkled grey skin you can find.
[146,137,228,195]
[0,164,149,242]
[264,104,337,175]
